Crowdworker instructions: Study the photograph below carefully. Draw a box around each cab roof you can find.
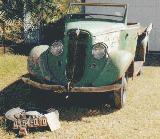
[70,3,127,8]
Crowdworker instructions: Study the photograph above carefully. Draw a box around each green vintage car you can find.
[22,3,152,109]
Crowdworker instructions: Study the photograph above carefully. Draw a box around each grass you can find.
[0,54,27,89]
[0,53,160,139]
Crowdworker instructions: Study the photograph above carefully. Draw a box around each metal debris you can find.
[45,112,60,131]
[5,107,25,121]
[5,107,60,136]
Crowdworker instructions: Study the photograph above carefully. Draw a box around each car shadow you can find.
[144,53,160,66]
[0,76,115,122]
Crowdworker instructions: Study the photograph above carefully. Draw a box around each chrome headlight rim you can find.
[92,42,107,60]
[50,41,63,56]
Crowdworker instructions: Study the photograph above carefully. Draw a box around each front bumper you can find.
[22,77,121,93]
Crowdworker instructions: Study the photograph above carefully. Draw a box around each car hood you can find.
[66,21,125,36]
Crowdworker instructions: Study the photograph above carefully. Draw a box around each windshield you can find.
[68,3,127,23]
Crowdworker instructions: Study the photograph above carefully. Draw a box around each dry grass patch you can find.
[0,54,27,90]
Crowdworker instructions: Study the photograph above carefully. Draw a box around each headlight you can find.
[92,43,106,59]
[50,41,63,56]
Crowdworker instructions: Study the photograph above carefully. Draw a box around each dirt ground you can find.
[0,54,160,139]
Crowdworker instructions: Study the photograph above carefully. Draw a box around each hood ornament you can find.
[76,28,80,36]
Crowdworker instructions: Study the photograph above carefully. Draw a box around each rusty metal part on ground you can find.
[5,107,60,136]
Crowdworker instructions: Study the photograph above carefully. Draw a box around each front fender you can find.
[28,45,50,81]
[93,50,134,86]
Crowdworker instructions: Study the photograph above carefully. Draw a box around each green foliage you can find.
[0,0,81,43]
[1,0,81,24]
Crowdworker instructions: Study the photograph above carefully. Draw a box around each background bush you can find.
[0,0,81,45]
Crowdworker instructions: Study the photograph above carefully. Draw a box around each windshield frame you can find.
[68,3,128,24]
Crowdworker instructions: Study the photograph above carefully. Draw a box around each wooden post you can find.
[0,20,5,54]
[2,22,5,54]
[81,0,85,13]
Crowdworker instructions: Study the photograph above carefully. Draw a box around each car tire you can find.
[114,76,127,109]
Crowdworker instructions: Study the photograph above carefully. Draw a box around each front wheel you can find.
[114,76,127,109]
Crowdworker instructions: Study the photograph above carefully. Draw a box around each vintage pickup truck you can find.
[22,3,152,109]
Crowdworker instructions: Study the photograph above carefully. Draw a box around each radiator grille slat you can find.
[66,30,89,83]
